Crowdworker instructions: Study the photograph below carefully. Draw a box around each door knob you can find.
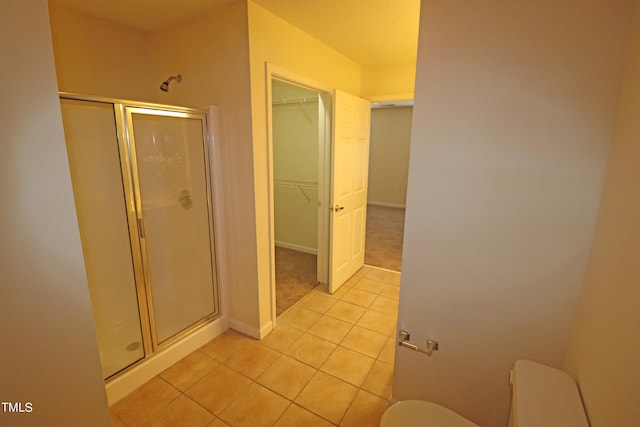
[328,205,345,212]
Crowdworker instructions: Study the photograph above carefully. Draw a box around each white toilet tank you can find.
[509,360,589,427]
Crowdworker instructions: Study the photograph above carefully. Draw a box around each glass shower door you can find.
[127,109,217,346]
[60,99,145,378]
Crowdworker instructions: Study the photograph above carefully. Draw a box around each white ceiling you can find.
[49,0,420,67]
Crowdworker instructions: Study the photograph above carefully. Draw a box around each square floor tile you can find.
[377,336,397,365]
[379,283,400,300]
[257,354,316,400]
[340,288,377,308]
[298,292,338,314]
[353,267,367,279]
[219,382,289,427]
[325,300,366,324]
[320,346,375,387]
[370,295,399,317]
[144,395,214,427]
[340,389,389,427]
[353,277,386,294]
[279,306,323,331]
[307,315,353,343]
[364,268,399,283]
[110,412,127,427]
[199,329,253,362]
[206,418,230,427]
[330,283,352,299]
[111,262,401,427]
[390,274,401,286]
[295,371,358,424]
[160,351,219,392]
[223,340,280,379]
[356,310,396,336]
[185,364,252,415]
[262,324,304,352]
[362,360,394,399]
[111,377,180,426]
[286,333,337,368]
[273,404,335,427]
[340,325,387,358]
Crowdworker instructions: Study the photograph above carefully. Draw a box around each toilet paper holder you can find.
[398,330,439,356]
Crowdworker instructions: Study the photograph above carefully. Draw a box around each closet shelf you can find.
[274,179,318,204]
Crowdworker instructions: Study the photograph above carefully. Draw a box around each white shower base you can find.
[105,315,228,404]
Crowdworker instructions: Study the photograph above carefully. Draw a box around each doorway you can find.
[266,65,373,324]
[364,104,413,272]
[271,79,328,316]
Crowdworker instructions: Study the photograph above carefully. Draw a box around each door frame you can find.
[265,63,333,327]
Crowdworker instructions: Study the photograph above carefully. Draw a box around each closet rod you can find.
[272,96,318,105]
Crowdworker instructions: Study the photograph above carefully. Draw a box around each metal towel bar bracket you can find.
[398,330,439,356]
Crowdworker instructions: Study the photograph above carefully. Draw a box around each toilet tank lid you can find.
[511,360,589,427]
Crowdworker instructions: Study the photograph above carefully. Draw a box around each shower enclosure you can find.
[59,94,219,379]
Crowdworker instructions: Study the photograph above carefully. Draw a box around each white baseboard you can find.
[367,201,406,209]
[259,320,274,339]
[229,318,273,340]
[365,264,401,274]
[105,316,228,405]
[275,241,317,255]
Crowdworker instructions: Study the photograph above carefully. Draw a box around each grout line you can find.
[116,267,400,427]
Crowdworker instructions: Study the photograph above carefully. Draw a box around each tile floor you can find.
[110,266,400,427]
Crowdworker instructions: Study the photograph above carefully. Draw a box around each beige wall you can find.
[48,2,153,101]
[47,0,418,340]
[368,106,412,207]
[394,0,633,426]
[247,1,363,330]
[272,82,320,252]
[563,3,640,426]
[148,1,258,335]
[0,1,111,425]
[49,0,260,335]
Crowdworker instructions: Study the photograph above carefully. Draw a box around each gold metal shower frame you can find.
[59,93,220,380]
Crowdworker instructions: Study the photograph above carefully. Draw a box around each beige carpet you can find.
[276,205,404,315]
[275,246,318,316]
[364,205,405,272]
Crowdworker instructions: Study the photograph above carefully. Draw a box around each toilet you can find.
[380,400,478,427]
[508,359,589,427]
[380,359,588,427]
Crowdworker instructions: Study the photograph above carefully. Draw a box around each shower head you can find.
[160,74,182,92]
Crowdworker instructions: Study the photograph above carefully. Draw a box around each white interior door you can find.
[329,90,371,293]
